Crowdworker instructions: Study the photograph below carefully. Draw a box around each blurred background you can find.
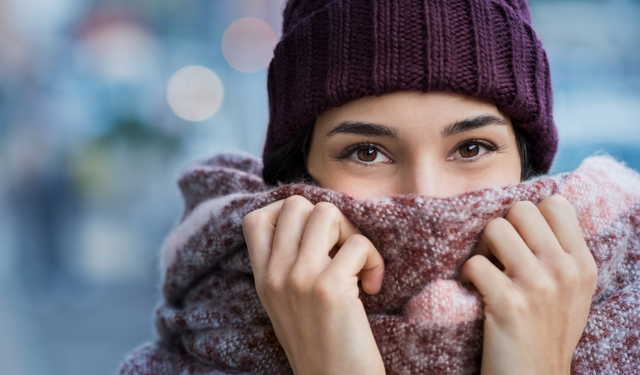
[0,0,638,374]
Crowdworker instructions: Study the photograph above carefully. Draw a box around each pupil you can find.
[461,144,479,158]
[358,148,377,162]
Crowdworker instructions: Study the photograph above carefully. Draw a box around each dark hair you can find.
[515,125,538,181]
[263,123,316,185]
[263,123,538,186]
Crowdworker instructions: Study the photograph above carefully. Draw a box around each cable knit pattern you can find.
[119,153,640,375]
[264,0,557,174]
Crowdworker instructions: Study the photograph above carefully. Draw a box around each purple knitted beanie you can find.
[264,0,557,174]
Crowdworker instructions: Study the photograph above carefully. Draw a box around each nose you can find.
[403,161,441,197]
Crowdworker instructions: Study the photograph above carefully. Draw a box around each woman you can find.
[120,0,640,374]
[243,0,595,373]
[243,89,596,374]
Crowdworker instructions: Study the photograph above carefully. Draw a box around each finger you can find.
[320,234,385,295]
[504,201,565,262]
[460,254,512,301]
[242,200,285,280]
[480,218,539,278]
[473,238,504,271]
[269,196,315,276]
[294,202,360,273]
[537,196,598,287]
[537,196,588,258]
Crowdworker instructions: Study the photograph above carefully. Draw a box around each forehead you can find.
[315,90,509,135]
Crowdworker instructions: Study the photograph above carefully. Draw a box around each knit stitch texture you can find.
[120,153,640,375]
[264,0,557,174]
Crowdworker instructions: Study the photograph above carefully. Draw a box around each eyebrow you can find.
[325,115,507,139]
[326,121,398,138]
[442,115,508,137]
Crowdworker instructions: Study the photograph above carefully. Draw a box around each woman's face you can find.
[307,91,522,199]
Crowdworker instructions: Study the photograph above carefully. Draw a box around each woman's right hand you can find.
[242,195,386,375]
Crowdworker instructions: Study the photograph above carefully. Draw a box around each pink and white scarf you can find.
[120,154,640,375]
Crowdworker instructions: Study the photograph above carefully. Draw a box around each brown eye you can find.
[459,143,480,158]
[357,147,378,162]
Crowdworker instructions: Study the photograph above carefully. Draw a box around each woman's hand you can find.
[242,196,386,375]
[460,196,598,375]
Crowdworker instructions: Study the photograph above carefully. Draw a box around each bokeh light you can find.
[222,17,277,73]
[167,66,224,122]
[74,21,160,83]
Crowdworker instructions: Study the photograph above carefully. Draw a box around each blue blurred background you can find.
[0,1,638,374]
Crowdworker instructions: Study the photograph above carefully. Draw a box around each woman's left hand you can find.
[460,196,598,375]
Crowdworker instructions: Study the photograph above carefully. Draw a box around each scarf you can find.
[119,153,640,375]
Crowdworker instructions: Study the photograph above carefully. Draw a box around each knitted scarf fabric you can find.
[119,154,640,375]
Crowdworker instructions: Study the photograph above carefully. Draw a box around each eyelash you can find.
[334,139,501,166]
[450,138,501,163]
[333,142,390,167]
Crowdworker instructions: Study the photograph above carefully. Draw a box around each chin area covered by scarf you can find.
[119,153,640,375]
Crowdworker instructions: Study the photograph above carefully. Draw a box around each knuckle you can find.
[464,255,485,273]
[242,210,262,229]
[584,258,599,287]
[507,201,538,216]
[505,200,537,222]
[263,273,284,295]
[511,200,537,212]
[313,201,340,217]
[283,195,312,210]
[484,217,511,235]
[558,263,580,289]
[531,277,558,297]
[510,296,528,315]
[496,290,528,315]
[345,233,371,249]
[540,195,576,217]
[285,272,309,296]
[546,195,570,206]
[311,277,336,305]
